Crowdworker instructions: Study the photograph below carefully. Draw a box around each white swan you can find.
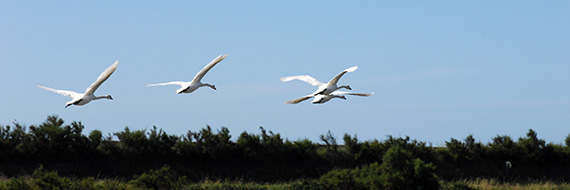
[38,60,118,108]
[280,66,358,104]
[311,91,374,104]
[148,54,228,94]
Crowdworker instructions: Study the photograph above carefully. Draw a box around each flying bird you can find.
[38,60,118,108]
[311,91,374,104]
[148,54,228,94]
[280,66,358,104]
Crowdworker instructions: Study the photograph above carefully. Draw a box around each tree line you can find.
[1,115,570,184]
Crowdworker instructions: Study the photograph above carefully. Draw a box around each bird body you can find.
[38,60,118,108]
[280,66,358,104]
[148,54,227,94]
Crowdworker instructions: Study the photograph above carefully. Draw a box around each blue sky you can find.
[1,1,569,145]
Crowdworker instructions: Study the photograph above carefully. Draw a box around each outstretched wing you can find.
[327,66,358,86]
[280,75,324,87]
[332,91,374,97]
[147,81,186,87]
[285,95,312,104]
[192,54,228,82]
[85,61,118,95]
[38,85,80,98]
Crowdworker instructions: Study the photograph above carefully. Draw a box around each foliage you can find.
[319,162,384,190]
[379,145,439,190]
[319,149,439,190]
[3,176,33,190]
[32,165,71,190]
[2,115,570,186]
[128,165,186,190]
[319,168,360,189]
[3,175,570,190]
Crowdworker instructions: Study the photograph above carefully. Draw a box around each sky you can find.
[1,1,569,146]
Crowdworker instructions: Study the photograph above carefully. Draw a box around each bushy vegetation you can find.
[2,115,570,189]
[319,145,439,190]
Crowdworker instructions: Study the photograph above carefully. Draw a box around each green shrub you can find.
[319,162,384,190]
[32,165,71,190]
[380,145,439,190]
[319,168,360,189]
[353,162,383,189]
[128,165,184,190]
[4,176,33,190]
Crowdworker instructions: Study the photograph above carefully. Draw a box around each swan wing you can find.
[38,85,80,98]
[280,75,324,87]
[85,60,118,95]
[147,81,186,87]
[192,54,228,82]
[332,91,374,96]
[285,95,312,104]
[327,66,358,86]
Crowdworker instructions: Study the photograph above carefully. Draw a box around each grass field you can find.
[2,176,570,190]
[442,179,570,190]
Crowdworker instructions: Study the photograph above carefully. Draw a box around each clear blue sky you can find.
[1,1,569,145]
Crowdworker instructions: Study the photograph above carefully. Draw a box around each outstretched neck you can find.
[201,83,217,90]
[95,95,113,100]
[332,95,347,100]
[339,85,352,90]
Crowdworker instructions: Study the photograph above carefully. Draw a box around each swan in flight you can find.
[311,91,374,104]
[280,66,358,104]
[38,61,118,108]
[148,54,228,94]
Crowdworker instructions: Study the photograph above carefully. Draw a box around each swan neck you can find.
[95,95,112,100]
[202,83,216,90]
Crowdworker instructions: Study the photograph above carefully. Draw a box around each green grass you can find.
[442,178,570,190]
[2,176,570,190]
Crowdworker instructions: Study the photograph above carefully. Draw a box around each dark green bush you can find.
[319,168,359,189]
[32,165,71,190]
[4,176,33,190]
[380,145,439,190]
[319,162,384,190]
[128,165,185,190]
